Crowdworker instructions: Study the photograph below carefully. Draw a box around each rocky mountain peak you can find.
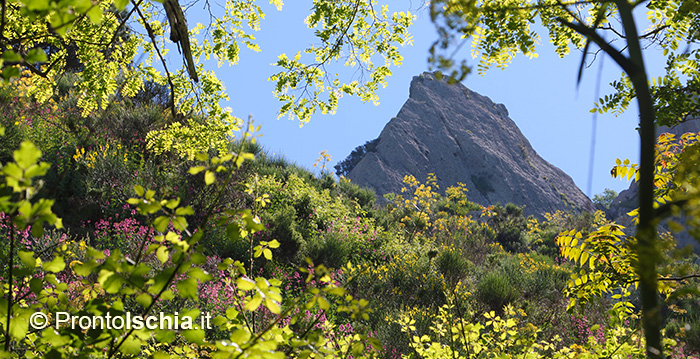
[343,72,593,216]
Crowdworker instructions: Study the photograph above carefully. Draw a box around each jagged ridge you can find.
[345,72,593,216]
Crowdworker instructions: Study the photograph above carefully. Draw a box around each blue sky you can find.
[202,1,668,199]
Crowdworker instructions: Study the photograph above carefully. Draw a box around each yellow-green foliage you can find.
[347,244,449,309]
[254,172,362,227]
[388,174,480,243]
[0,138,379,357]
[146,118,240,160]
[556,133,700,315]
[73,142,130,169]
[397,302,683,359]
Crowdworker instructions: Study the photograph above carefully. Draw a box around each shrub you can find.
[337,176,376,209]
[302,231,351,269]
[260,204,305,262]
[496,226,524,252]
[519,253,570,300]
[435,245,471,284]
[476,269,520,312]
[489,203,528,252]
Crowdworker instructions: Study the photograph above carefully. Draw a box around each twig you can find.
[107,0,145,48]
[658,274,700,282]
[133,0,177,119]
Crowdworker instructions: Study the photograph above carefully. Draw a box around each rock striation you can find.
[345,72,593,216]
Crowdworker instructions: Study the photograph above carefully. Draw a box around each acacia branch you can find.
[4,215,15,352]
[556,17,635,75]
[654,199,688,219]
[614,1,663,358]
[133,0,177,119]
[640,24,670,40]
[600,25,625,39]
[658,274,700,282]
[107,0,143,47]
[482,0,613,12]
[108,0,144,48]
[291,0,362,107]
[1,0,7,48]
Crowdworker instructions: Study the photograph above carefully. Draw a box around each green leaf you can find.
[161,199,179,210]
[188,267,212,281]
[225,308,239,320]
[172,216,188,231]
[183,328,205,344]
[265,297,281,314]
[245,295,263,311]
[317,296,330,310]
[25,48,47,64]
[99,270,125,293]
[175,206,194,216]
[86,5,103,24]
[155,329,176,343]
[9,315,28,340]
[230,329,251,344]
[23,0,50,11]
[156,246,169,264]
[136,293,152,307]
[86,246,105,259]
[1,66,20,80]
[24,162,50,178]
[226,223,241,240]
[30,277,43,293]
[43,256,65,273]
[188,166,205,175]
[134,185,145,196]
[204,171,215,185]
[14,141,42,169]
[113,0,128,10]
[18,251,36,267]
[153,216,170,232]
[119,335,141,355]
[236,277,256,291]
[177,277,198,299]
[2,50,22,62]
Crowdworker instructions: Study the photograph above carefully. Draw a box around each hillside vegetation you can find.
[1,82,699,358]
[2,0,700,357]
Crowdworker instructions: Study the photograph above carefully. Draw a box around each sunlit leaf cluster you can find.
[269,0,414,124]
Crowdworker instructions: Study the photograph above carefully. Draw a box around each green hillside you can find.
[1,80,699,357]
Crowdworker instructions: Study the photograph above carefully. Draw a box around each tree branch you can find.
[133,0,177,119]
[108,0,144,49]
[556,17,636,76]
[1,0,7,48]
[658,274,700,282]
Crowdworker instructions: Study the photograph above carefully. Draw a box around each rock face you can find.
[345,72,593,216]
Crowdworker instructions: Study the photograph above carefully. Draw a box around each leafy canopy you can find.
[0,0,414,156]
[427,1,700,358]
[429,0,698,129]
